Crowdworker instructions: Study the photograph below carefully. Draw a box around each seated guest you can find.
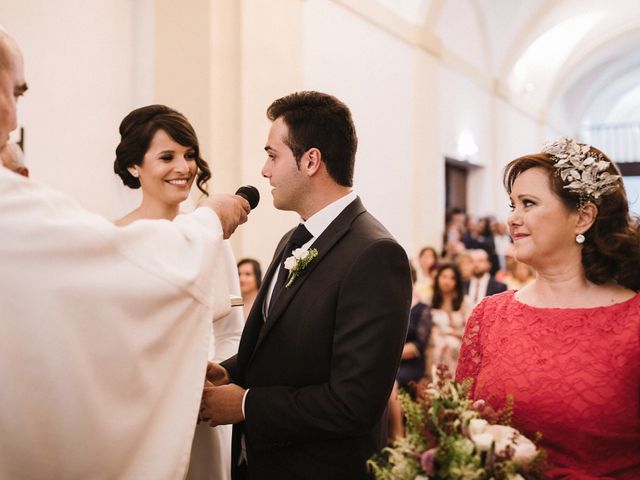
[464,248,507,306]
[457,138,640,478]
[503,257,535,290]
[388,265,432,441]
[413,246,438,303]
[455,251,473,281]
[113,104,243,480]
[428,263,471,376]
[491,219,512,273]
[237,258,262,319]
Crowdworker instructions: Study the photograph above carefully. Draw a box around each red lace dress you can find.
[456,290,640,479]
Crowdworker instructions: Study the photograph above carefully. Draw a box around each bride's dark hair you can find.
[114,104,211,195]
[504,150,640,291]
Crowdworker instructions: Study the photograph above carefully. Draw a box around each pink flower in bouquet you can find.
[419,448,437,475]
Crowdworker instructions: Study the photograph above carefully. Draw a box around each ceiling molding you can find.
[329,0,549,127]
[543,25,640,113]
[498,0,559,78]
[424,0,446,30]
[331,0,441,56]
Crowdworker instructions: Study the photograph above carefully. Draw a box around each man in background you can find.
[465,248,507,306]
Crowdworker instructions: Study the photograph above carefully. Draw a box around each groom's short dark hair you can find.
[267,91,357,187]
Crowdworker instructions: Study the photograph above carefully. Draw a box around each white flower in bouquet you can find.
[484,425,538,462]
[468,418,488,436]
[471,432,493,452]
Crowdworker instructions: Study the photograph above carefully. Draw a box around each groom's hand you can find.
[206,361,230,386]
[200,384,245,427]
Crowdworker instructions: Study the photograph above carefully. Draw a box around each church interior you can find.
[4,0,640,267]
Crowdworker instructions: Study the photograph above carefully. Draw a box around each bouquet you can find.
[368,365,546,479]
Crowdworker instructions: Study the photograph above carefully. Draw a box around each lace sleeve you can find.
[455,298,487,388]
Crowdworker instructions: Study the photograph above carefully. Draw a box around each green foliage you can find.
[368,366,546,480]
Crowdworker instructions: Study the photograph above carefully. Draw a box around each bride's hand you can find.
[206,361,230,386]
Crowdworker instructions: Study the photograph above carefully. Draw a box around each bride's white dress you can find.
[186,242,244,480]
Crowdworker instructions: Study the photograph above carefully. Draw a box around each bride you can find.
[113,104,243,480]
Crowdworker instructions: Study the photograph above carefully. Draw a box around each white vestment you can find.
[0,168,231,480]
[186,242,243,480]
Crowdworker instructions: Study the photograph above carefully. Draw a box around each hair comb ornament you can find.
[542,136,620,204]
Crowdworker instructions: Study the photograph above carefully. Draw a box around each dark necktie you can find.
[269,224,313,310]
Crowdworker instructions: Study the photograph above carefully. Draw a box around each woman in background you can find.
[237,258,262,319]
[413,246,439,303]
[503,257,536,290]
[427,263,471,376]
[456,137,640,478]
[113,104,242,480]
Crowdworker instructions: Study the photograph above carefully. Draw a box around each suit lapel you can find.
[237,232,292,372]
[252,198,367,354]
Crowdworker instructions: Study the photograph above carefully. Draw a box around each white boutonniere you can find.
[283,247,318,287]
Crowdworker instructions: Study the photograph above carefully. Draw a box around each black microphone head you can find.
[235,185,260,210]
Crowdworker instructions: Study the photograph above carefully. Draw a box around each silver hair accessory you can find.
[575,233,585,244]
[542,136,620,204]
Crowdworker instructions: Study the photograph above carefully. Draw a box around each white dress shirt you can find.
[264,191,358,312]
[468,272,490,306]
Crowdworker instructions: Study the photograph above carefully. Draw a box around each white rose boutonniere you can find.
[284,247,318,288]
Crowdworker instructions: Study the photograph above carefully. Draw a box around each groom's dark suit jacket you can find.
[221,198,412,479]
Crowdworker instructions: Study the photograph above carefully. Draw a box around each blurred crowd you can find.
[388,208,536,441]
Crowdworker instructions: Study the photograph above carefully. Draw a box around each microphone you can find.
[236,185,260,210]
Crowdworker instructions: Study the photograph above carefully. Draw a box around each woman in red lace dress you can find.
[456,137,640,479]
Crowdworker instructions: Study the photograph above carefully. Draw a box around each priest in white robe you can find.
[0,166,250,479]
[0,26,250,480]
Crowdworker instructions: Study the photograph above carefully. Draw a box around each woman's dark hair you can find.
[431,263,464,311]
[266,91,357,187]
[114,104,211,195]
[409,264,417,284]
[237,258,262,290]
[504,150,640,291]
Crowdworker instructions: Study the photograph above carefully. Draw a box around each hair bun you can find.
[119,104,171,137]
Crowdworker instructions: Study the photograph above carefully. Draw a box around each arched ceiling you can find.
[372,0,640,129]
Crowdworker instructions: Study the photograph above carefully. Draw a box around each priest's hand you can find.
[200,194,250,239]
[206,361,230,386]
[200,384,246,427]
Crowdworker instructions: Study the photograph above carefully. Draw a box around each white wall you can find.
[304,0,415,250]
[493,98,544,220]
[3,0,144,217]
[436,0,488,71]
[437,65,493,216]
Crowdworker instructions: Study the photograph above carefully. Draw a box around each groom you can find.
[200,91,412,479]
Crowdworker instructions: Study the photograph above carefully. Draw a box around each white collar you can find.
[301,191,357,241]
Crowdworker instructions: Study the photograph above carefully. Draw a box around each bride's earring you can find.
[131,169,139,178]
[575,233,585,244]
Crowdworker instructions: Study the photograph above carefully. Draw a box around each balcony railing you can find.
[579,122,640,164]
